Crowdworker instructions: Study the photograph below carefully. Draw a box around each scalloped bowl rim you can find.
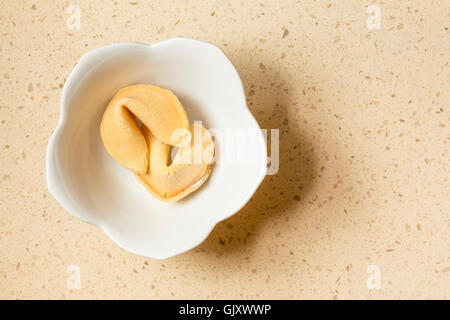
[46,38,267,259]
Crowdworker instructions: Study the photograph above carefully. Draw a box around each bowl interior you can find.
[52,41,267,258]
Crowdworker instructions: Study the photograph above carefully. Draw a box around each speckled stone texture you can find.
[0,0,448,299]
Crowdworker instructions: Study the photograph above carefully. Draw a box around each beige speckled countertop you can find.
[0,0,449,299]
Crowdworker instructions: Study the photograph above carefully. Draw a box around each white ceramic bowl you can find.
[46,38,267,259]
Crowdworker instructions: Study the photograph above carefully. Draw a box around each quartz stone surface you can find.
[0,0,448,299]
